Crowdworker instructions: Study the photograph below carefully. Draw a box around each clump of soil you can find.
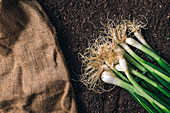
[37,0,169,112]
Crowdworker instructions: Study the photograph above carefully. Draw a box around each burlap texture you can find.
[0,0,77,112]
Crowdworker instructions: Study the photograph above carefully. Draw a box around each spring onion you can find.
[126,38,170,73]
[79,18,170,113]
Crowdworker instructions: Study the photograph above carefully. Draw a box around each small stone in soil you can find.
[72,47,78,52]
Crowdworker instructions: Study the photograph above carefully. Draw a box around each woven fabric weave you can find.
[0,0,77,112]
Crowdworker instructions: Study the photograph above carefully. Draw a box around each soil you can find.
[37,0,169,113]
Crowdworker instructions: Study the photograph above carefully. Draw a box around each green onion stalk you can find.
[116,45,170,90]
[126,38,170,73]
[111,65,170,113]
[102,68,169,113]
[79,18,170,113]
[129,67,170,98]
[126,19,170,73]
[120,43,170,83]
[126,19,158,53]
[115,49,170,101]
[115,57,169,112]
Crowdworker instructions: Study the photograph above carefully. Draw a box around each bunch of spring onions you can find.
[79,18,170,113]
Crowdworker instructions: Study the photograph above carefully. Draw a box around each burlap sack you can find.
[0,0,77,112]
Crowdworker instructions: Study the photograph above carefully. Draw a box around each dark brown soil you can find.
[37,0,169,113]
